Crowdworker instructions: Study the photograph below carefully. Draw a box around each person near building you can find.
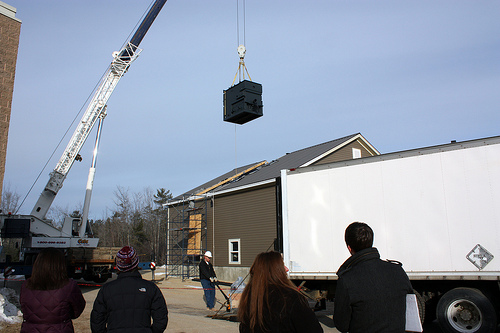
[90,246,168,333]
[20,247,86,333]
[333,222,413,333]
[238,251,323,333]
[199,250,217,311]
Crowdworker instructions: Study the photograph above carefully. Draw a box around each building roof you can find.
[169,133,375,203]
[0,2,21,22]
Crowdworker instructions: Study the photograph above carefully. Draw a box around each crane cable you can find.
[232,0,248,174]
[237,0,245,47]
[232,0,251,86]
[16,80,100,214]
[15,2,156,214]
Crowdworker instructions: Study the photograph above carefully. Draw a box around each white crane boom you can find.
[31,44,142,221]
[22,0,168,239]
[30,0,168,226]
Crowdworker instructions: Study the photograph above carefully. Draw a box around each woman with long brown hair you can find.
[238,251,323,332]
[20,248,85,333]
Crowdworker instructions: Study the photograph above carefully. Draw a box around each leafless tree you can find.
[1,183,20,214]
[90,186,170,265]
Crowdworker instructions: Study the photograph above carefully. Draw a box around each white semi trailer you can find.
[280,136,500,333]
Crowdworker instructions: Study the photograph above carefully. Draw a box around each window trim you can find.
[352,147,362,159]
[228,238,241,265]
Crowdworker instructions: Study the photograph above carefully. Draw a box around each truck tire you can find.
[23,254,36,279]
[82,270,94,282]
[413,289,426,324]
[71,273,82,280]
[93,275,109,284]
[436,287,497,333]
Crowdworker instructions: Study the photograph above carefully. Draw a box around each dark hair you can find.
[345,222,373,253]
[26,248,69,290]
[237,251,299,330]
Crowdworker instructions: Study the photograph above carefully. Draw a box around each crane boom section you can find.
[129,0,168,48]
[31,44,142,219]
[55,47,141,177]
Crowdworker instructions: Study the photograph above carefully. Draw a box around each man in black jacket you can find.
[333,222,413,333]
[199,250,217,311]
[90,246,168,333]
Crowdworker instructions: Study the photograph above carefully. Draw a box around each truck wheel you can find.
[413,289,426,324]
[436,287,497,333]
[94,276,108,283]
[93,275,109,284]
[72,273,83,280]
[82,270,94,281]
[24,254,36,279]
[93,274,111,283]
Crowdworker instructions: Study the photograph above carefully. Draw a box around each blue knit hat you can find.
[116,246,139,272]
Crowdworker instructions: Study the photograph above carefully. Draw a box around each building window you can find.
[229,239,241,264]
[352,148,361,159]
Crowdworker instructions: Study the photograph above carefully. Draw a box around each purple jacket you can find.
[20,279,86,333]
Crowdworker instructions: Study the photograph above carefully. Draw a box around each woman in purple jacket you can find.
[20,248,86,333]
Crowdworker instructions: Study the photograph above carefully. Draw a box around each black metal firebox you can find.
[223,80,263,125]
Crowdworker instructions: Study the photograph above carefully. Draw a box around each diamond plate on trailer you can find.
[467,244,494,270]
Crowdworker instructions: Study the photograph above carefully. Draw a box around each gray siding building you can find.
[165,133,379,281]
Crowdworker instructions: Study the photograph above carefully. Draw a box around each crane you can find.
[32,0,167,231]
[0,0,167,275]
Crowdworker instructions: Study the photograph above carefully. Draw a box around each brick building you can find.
[0,2,21,204]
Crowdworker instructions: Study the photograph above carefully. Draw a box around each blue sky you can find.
[3,0,500,220]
